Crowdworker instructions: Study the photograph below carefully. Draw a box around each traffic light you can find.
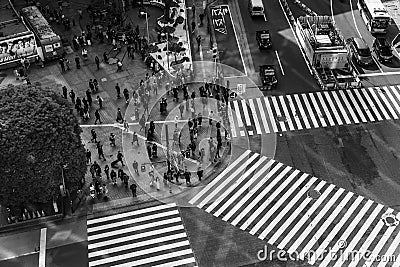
[212,47,218,59]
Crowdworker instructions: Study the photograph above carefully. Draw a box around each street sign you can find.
[236,84,246,95]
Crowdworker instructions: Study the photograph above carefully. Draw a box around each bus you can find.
[0,0,38,69]
[357,0,391,34]
[20,6,63,61]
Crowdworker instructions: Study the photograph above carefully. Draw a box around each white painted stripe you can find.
[264,97,279,133]
[271,96,287,132]
[287,95,303,130]
[268,181,329,245]
[313,92,331,127]
[375,87,398,119]
[258,176,319,240]
[88,217,182,241]
[231,163,284,226]
[368,87,391,120]
[97,248,194,267]
[87,204,176,225]
[89,232,188,258]
[189,150,251,205]
[318,199,374,267]
[384,86,400,117]
[347,208,393,267]
[294,94,311,129]
[246,169,302,235]
[376,227,400,267]
[88,210,179,233]
[363,216,398,267]
[308,196,364,265]
[151,257,196,267]
[256,97,270,134]
[279,96,295,131]
[297,192,354,258]
[241,99,252,127]
[249,98,262,134]
[332,203,383,267]
[346,90,368,123]
[339,90,359,124]
[354,89,375,122]
[227,102,237,138]
[198,153,259,208]
[239,165,292,230]
[205,156,267,213]
[361,88,383,121]
[221,159,276,221]
[392,255,400,267]
[321,92,343,125]
[390,86,400,109]
[285,187,344,254]
[233,100,244,128]
[88,225,184,250]
[302,94,320,128]
[331,91,351,124]
[39,228,47,267]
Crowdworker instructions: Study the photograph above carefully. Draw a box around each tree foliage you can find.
[0,85,87,209]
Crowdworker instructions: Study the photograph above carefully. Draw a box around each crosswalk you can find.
[189,150,400,267]
[87,203,197,267]
[229,86,400,137]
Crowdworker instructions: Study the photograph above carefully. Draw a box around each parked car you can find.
[373,38,393,62]
[256,30,272,49]
[346,37,373,66]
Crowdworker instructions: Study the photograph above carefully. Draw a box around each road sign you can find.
[236,84,246,95]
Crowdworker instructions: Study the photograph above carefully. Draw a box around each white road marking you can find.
[249,98,262,134]
[264,97,279,133]
[256,97,270,134]
[338,90,359,124]
[346,89,367,123]
[331,91,351,124]
[275,50,285,75]
[302,94,319,128]
[294,94,311,129]
[287,95,303,130]
[39,228,47,267]
[373,56,384,72]
[349,0,363,38]
[271,96,287,132]
[279,96,295,131]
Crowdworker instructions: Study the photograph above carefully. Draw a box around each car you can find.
[256,30,272,49]
[373,38,393,63]
[346,37,373,66]
[259,65,277,90]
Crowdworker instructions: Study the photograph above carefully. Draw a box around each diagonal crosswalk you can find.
[87,203,197,267]
[189,151,400,267]
[229,86,400,137]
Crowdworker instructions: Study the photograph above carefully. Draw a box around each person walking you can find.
[109,133,116,146]
[97,142,106,160]
[97,95,103,109]
[86,89,92,107]
[209,110,214,125]
[94,109,102,124]
[86,149,91,164]
[90,129,97,143]
[123,88,129,104]
[192,3,196,17]
[116,108,123,123]
[74,55,80,69]
[62,86,68,99]
[95,55,100,70]
[103,52,108,63]
[197,167,203,181]
[104,165,110,180]
[179,103,184,118]
[89,79,95,93]
[69,89,76,104]
[132,132,139,146]
[115,83,121,99]
[59,58,65,72]
[196,35,201,51]
[132,160,139,175]
[139,114,146,131]
[123,173,129,189]
[123,119,129,131]
[64,57,71,70]
[130,183,137,197]
[117,151,125,166]
[110,169,117,185]
[199,13,205,27]
[143,99,149,114]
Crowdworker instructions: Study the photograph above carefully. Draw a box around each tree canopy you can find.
[0,85,87,210]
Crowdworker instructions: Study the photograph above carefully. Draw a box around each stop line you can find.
[228,86,400,137]
[189,150,400,266]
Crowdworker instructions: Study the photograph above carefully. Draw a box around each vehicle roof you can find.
[256,30,270,34]
[353,37,369,49]
[250,0,264,6]
[260,65,275,72]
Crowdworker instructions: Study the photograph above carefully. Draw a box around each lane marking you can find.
[349,0,363,38]
[39,228,47,267]
[275,50,285,75]
[372,56,384,72]
[358,71,400,77]
[330,0,336,24]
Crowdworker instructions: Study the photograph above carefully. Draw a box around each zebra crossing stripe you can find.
[241,99,252,128]
[331,91,351,124]
[354,89,375,122]
[313,92,330,127]
[287,95,303,130]
[256,97,270,134]
[249,98,262,134]
[294,94,311,129]
[384,86,400,117]
[391,86,400,108]
[302,94,320,128]
[189,150,251,205]
[271,96,287,132]
[376,228,400,267]
[233,100,244,129]
[227,102,237,138]
[361,88,383,121]
[373,87,398,119]
[322,91,343,126]
[339,90,359,124]
[279,96,295,131]
[264,97,279,133]
[368,87,391,120]
[346,89,368,123]
[278,186,344,251]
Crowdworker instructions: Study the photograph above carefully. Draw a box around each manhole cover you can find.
[277,115,287,122]
[382,213,399,227]
[307,189,321,199]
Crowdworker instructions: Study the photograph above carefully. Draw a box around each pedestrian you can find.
[86,89,92,106]
[95,55,100,70]
[191,21,196,33]
[86,149,91,164]
[111,169,117,185]
[199,13,205,27]
[115,83,121,99]
[75,55,80,69]
[69,89,76,104]
[97,142,106,160]
[59,58,65,72]
[192,3,195,17]
[185,167,191,185]
[209,110,214,125]
[132,160,139,175]
[90,129,97,143]
[190,106,196,119]
[117,151,125,166]
[62,86,68,99]
[97,95,103,109]
[199,147,205,163]
[179,103,184,118]
[123,119,129,131]
[123,88,129,104]
[64,58,71,70]
[197,167,203,181]
[103,52,108,63]
[89,79,95,92]
[175,115,179,129]
[143,100,149,114]
[198,112,202,127]
[127,44,132,57]
[116,108,123,123]
[196,35,201,50]
[123,173,129,189]
[130,183,137,197]
[132,131,139,146]
[116,59,123,72]
[109,133,116,146]
[139,114,146,131]
[94,109,102,124]
[93,79,99,92]
[104,165,110,180]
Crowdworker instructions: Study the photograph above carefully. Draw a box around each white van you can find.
[248,0,265,17]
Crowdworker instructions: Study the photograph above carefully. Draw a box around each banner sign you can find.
[0,34,38,64]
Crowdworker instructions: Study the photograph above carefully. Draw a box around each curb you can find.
[0,214,63,236]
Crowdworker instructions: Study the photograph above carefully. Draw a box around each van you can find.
[373,38,393,63]
[346,37,373,66]
[248,0,265,17]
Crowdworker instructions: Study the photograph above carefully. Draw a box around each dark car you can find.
[256,30,272,49]
[259,65,277,90]
[373,38,393,63]
[346,37,373,66]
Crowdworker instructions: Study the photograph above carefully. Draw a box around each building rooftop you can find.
[0,0,30,39]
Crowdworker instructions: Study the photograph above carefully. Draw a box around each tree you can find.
[0,85,87,211]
